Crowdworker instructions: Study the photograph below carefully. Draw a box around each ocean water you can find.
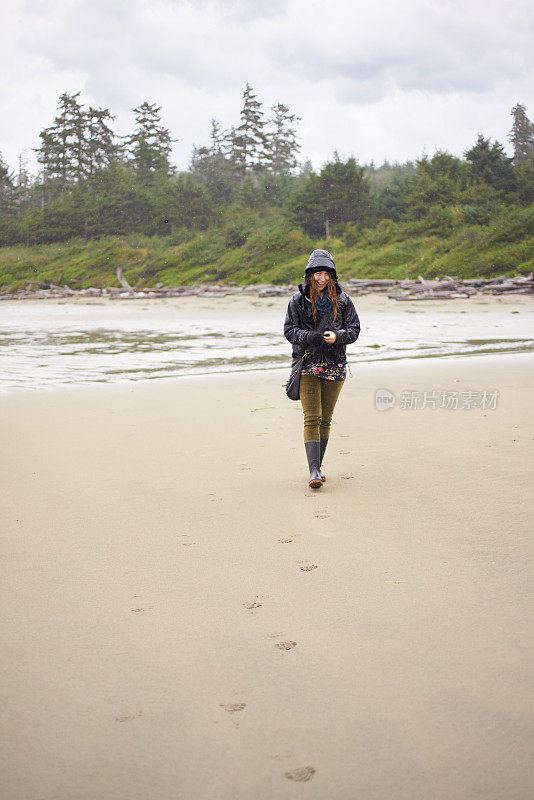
[1,297,533,393]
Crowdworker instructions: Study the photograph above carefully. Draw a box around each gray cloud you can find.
[274,0,534,99]
[1,0,533,171]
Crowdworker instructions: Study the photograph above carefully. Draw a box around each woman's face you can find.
[312,270,330,290]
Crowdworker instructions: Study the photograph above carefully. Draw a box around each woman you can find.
[284,249,360,489]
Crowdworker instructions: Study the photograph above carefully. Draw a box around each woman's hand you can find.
[306,330,324,346]
[323,330,337,344]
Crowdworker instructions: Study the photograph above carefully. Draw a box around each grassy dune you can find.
[1,206,532,290]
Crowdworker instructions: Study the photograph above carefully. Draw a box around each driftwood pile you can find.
[1,270,533,301]
[0,281,294,300]
[383,273,534,300]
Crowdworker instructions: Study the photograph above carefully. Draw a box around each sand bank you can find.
[1,353,533,799]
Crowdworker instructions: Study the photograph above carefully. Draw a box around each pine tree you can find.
[285,154,372,236]
[264,103,301,174]
[14,154,32,219]
[509,104,534,166]
[190,141,238,207]
[190,144,211,177]
[232,84,266,172]
[0,152,14,215]
[465,135,516,195]
[126,102,174,180]
[86,106,120,174]
[403,151,467,219]
[209,119,228,156]
[35,92,87,198]
[317,155,372,234]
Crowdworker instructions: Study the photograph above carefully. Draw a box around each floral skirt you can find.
[301,361,346,381]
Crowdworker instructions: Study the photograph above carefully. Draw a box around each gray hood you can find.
[304,249,337,280]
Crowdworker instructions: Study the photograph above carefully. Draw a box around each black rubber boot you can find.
[305,441,323,489]
[319,438,328,482]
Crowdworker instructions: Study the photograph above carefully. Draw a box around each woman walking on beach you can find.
[284,249,360,489]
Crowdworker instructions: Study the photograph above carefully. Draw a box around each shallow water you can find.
[1,298,533,393]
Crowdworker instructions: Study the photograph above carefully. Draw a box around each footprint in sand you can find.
[275,641,297,650]
[339,451,351,455]
[278,538,293,543]
[285,766,316,782]
[220,702,246,713]
[300,565,318,571]
[131,606,153,612]
[243,602,262,610]
[272,751,294,761]
[315,511,330,519]
[115,712,143,722]
[341,475,354,480]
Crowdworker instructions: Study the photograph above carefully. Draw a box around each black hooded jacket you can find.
[284,250,360,365]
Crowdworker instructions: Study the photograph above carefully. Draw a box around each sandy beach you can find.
[1,310,534,798]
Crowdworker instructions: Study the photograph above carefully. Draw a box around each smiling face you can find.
[312,270,330,290]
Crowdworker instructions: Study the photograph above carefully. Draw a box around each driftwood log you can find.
[116,267,134,294]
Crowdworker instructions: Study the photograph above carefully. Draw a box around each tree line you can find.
[0,86,533,247]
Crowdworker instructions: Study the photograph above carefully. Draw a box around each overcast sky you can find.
[2,0,533,174]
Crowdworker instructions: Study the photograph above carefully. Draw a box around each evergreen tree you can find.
[375,171,415,221]
[209,119,229,156]
[509,104,534,166]
[126,102,174,180]
[318,155,372,233]
[190,119,229,174]
[403,151,466,220]
[14,154,33,219]
[0,152,14,215]
[86,106,120,174]
[516,153,534,203]
[190,144,211,177]
[366,159,416,193]
[232,84,266,172]
[264,103,301,174]
[464,135,516,196]
[285,154,372,236]
[299,159,313,178]
[36,92,87,195]
[36,128,53,206]
[190,127,239,207]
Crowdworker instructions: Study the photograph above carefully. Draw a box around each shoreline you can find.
[1,292,533,396]
[1,350,533,401]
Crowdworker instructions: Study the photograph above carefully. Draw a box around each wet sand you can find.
[1,352,533,799]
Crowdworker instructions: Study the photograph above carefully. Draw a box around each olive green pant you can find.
[300,374,345,443]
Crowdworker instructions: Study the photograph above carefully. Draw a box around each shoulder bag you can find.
[285,351,308,401]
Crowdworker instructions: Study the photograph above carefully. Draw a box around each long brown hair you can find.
[309,273,339,323]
